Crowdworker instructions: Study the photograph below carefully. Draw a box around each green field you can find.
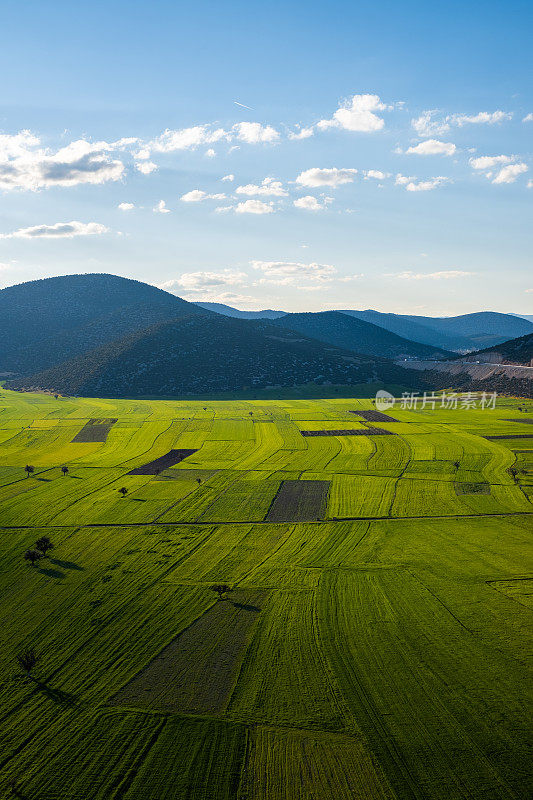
[0,389,532,799]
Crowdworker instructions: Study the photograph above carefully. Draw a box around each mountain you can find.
[337,310,533,351]
[194,301,286,319]
[6,314,422,397]
[272,311,454,361]
[458,332,533,366]
[0,273,208,375]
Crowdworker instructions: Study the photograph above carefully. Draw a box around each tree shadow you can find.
[69,475,83,479]
[35,680,79,707]
[50,558,84,571]
[232,601,261,613]
[36,477,52,482]
[38,567,65,579]
[132,498,146,502]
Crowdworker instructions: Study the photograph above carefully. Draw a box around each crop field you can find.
[0,388,531,799]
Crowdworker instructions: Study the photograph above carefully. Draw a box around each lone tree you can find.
[453,461,460,470]
[35,536,54,557]
[118,487,128,497]
[16,647,39,679]
[196,477,202,485]
[61,465,69,476]
[211,583,231,600]
[24,464,35,478]
[24,549,43,567]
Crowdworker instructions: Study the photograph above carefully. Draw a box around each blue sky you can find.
[0,0,531,315]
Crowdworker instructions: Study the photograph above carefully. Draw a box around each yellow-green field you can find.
[0,389,532,799]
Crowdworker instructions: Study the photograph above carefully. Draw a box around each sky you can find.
[0,0,531,316]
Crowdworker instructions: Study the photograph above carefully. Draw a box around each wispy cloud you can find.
[0,221,109,239]
[295,167,357,187]
[389,270,473,280]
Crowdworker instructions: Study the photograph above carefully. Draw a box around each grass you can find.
[0,388,531,799]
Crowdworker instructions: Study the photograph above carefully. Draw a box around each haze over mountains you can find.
[1,273,532,398]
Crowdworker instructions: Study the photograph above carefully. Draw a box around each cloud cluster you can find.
[296,167,357,187]
[235,177,287,196]
[469,154,528,184]
[395,174,449,192]
[317,94,391,133]
[0,132,128,191]
[0,221,108,239]
[412,109,512,138]
[252,260,337,287]
[180,190,226,202]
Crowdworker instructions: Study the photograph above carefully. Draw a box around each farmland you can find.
[0,388,531,799]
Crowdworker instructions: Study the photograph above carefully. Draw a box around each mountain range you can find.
[1,273,532,398]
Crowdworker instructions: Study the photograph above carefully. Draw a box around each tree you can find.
[154,468,161,476]
[16,647,39,678]
[35,536,54,557]
[118,487,128,497]
[61,465,69,476]
[24,465,35,478]
[211,583,231,600]
[196,477,202,484]
[24,549,43,567]
[453,461,460,470]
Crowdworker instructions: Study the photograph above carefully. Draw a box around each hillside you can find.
[0,274,208,374]
[194,301,286,319]
[272,311,454,360]
[338,309,533,351]
[459,332,533,366]
[6,314,422,397]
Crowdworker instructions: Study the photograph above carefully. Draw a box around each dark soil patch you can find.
[350,409,399,423]
[127,449,198,475]
[110,590,265,714]
[300,427,394,436]
[71,418,117,443]
[483,434,533,440]
[454,482,491,495]
[266,480,330,522]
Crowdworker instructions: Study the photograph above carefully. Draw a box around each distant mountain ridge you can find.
[194,301,286,319]
[271,311,454,360]
[191,299,533,351]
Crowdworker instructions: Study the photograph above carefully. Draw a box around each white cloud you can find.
[118,202,134,210]
[492,162,528,184]
[469,155,528,184]
[527,179,533,189]
[149,125,228,154]
[295,167,357,187]
[221,174,235,182]
[293,195,328,210]
[251,260,336,285]
[0,132,126,191]
[317,94,390,133]
[135,160,157,174]
[288,126,314,140]
[160,269,247,292]
[452,110,512,127]
[205,148,216,158]
[235,199,274,214]
[405,139,456,156]
[232,122,280,143]
[235,177,287,197]
[412,109,512,138]
[405,177,449,192]
[0,221,109,239]
[523,113,533,122]
[469,154,512,170]
[153,200,170,213]
[364,170,390,180]
[180,190,226,202]
[390,270,473,280]
[411,111,450,138]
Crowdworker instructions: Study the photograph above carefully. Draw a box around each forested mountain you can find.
[6,314,421,397]
[272,311,454,360]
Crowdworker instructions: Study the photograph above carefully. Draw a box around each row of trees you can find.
[24,465,69,477]
[24,536,54,567]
